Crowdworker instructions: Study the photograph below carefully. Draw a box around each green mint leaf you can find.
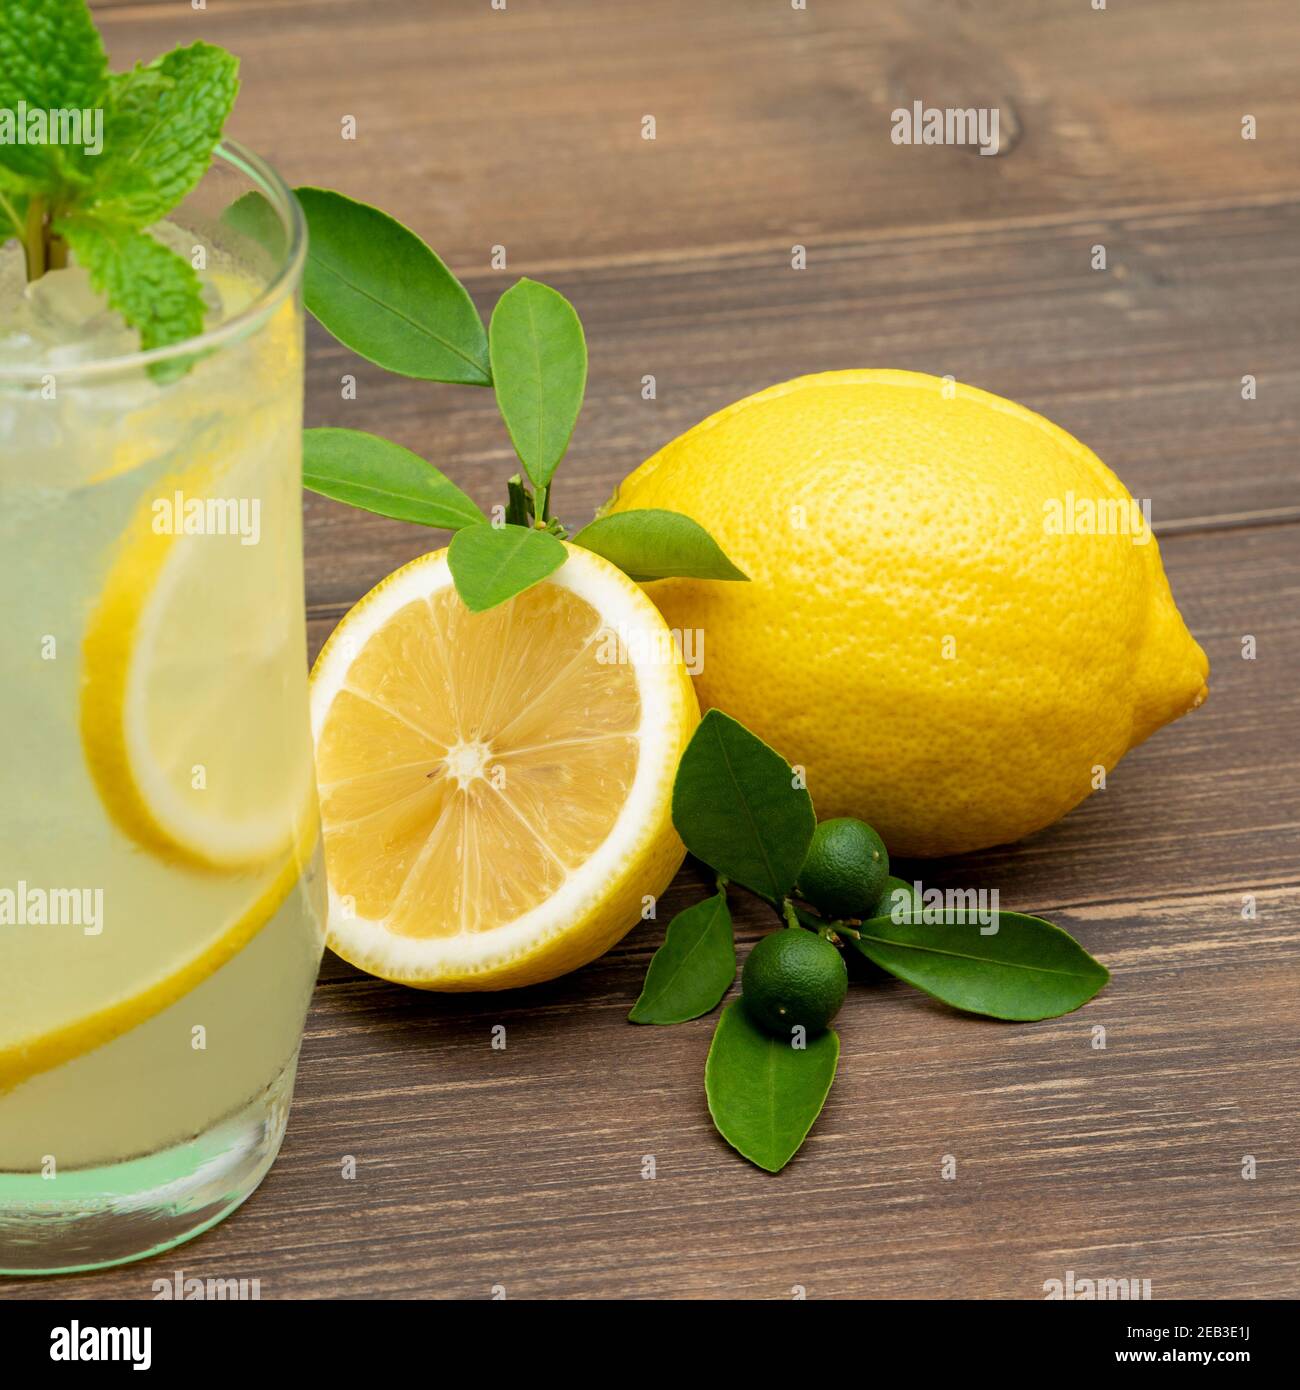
[447,523,566,614]
[87,43,239,227]
[573,509,748,583]
[628,891,735,1025]
[57,217,204,377]
[295,187,489,385]
[850,911,1110,1021]
[672,710,816,902]
[705,998,839,1172]
[0,0,107,186]
[0,0,106,110]
[303,428,487,531]
[489,277,587,490]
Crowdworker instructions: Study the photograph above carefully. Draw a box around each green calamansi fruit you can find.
[797,817,889,920]
[742,928,848,1036]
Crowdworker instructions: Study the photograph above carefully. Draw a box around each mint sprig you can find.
[88,44,239,228]
[57,218,204,379]
[294,188,747,611]
[641,709,1110,1172]
[0,0,106,189]
[0,1,240,375]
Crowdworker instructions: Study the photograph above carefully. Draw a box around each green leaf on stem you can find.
[221,188,286,263]
[849,910,1109,1021]
[629,891,735,1025]
[572,509,748,583]
[303,428,486,530]
[488,277,587,490]
[447,523,566,613]
[705,999,839,1173]
[295,186,489,385]
[672,710,815,902]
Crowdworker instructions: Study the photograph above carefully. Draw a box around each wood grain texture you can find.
[11,0,1291,1299]
[91,0,1300,267]
[299,198,1300,607]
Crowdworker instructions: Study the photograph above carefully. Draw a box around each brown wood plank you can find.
[93,0,1300,267]
[301,198,1300,607]
[11,524,1296,1300]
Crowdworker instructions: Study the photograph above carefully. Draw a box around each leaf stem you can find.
[504,474,533,527]
[0,190,23,242]
[23,196,47,282]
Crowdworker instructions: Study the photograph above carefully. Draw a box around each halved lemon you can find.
[310,542,699,990]
[81,447,315,871]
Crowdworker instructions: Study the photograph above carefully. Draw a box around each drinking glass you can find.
[0,142,325,1273]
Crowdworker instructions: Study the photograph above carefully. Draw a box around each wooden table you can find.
[18,0,1297,1300]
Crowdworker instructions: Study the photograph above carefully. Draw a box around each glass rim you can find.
[0,139,307,386]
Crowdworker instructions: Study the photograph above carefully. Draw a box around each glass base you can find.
[0,1053,298,1276]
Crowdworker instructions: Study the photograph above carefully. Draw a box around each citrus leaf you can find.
[629,891,735,1025]
[447,523,566,613]
[489,277,587,489]
[572,509,748,583]
[303,428,486,530]
[672,710,815,901]
[850,911,1110,1021]
[705,999,839,1173]
[220,189,286,263]
[295,187,489,385]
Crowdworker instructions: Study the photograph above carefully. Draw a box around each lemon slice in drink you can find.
[81,456,315,870]
[310,543,699,990]
[0,830,317,1093]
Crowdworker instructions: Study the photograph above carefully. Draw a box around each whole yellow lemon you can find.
[604,370,1208,857]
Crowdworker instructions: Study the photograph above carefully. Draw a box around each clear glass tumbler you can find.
[0,142,325,1273]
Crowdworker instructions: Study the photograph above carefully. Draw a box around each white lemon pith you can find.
[310,543,699,990]
[606,370,1209,858]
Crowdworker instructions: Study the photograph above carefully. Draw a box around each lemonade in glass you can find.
[0,143,324,1273]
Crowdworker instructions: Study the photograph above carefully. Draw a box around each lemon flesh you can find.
[310,543,699,990]
[606,370,1209,857]
[81,435,315,872]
